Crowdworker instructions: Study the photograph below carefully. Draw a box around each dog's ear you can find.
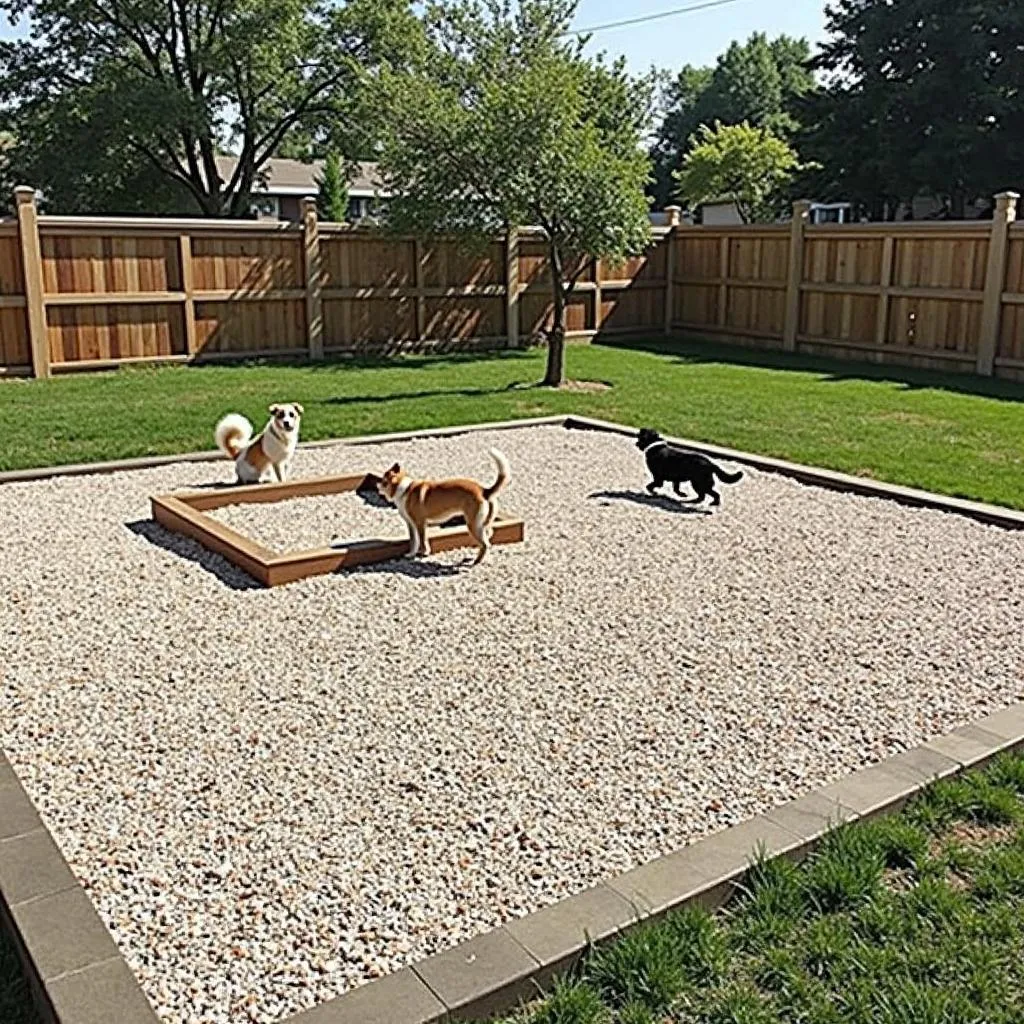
[387,462,401,475]
[294,403,304,416]
[269,403,281,414]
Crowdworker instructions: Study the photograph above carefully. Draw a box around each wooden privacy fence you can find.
[0,188,1022,381]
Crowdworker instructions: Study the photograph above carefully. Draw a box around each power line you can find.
[565,0,750,37]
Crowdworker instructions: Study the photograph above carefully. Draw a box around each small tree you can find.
[316,152,350,222]
[376,0,652,387]
[676,121,800,223]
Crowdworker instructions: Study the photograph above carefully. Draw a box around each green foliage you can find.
[675,122,802,223]
[650,33,814,205]
[316,152,350,223]
[796,0,1024,219]
[0,0,418,215]
[527,979,609,1024]
[802,825,885,913]
[585,923,685,1014]
[376,0,652,385]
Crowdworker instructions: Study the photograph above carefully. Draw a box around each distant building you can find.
[214,156,390,223]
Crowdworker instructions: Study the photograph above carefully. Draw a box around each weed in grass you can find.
[911,776,1021,831]
[902,876,971,928]
[971,838,1024,902]
[799,915,857,982]
[728,853,805,952]
[585,923,685,1015]
[802,826,885,913]
[615,1003,655,1024]
[985,754,1024,795]
[527,980,610,1024]
[663,906,729,988]
[697,983,781,1024]
[866,818,929,870]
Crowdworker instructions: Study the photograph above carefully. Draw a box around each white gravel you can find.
[209,491,406,554]
[1,423,1022,1024]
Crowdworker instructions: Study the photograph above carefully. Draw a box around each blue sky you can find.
[1,0,829,72]
[572,0,827,71]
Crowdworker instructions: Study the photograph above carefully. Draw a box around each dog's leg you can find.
[272,462,284,483]
[707,488,721,506]
[646,477,664,494]
[470,506,490,564]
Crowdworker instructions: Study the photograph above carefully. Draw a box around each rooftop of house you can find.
[214,156,387,198]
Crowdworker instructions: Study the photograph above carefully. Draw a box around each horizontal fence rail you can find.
[0,190,1021,381]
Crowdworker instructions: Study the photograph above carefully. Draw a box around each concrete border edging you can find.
[5,704,1023,1024]
[4,414,1024,1024]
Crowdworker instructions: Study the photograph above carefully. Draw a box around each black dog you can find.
[636,428,743,506]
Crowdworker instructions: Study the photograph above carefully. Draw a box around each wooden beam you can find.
[663,224,676,335]
[413,239,426,342]
[874,235,895,347]
[717,236,730,327]
[151,472,525,588]
[783,200,811,351]
[43,291,188,306]
[301,196,324,361]
[977,191,1019,376]
[505,228,520,347]
[179,234,198,356]
[14,187,49,379]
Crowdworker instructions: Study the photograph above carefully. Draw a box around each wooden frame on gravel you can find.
[151,473,525,587]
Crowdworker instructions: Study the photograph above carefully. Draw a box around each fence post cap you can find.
[300,196,318,215]
[14,186,37,205]
[792,198,813,213]
[995,191,1020,206]
[664,205,683,226]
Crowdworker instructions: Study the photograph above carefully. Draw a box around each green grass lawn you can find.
[1,338,1022,507]
[500,753,1024,1024]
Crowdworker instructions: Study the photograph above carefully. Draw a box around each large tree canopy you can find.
[0,0,418,215]
[377,0,652,387]
[797,0,1024,219]
[650,32,814,206]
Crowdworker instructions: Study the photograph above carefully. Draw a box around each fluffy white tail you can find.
[483,448,510,499]
[214,413,253,460]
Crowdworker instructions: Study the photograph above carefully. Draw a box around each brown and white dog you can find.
[214,404,303,484]
[377,450,510,563]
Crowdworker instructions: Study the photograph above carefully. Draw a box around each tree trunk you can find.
[543,242,567,387]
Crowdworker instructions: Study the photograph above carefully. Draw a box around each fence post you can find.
[301,196,324,361]
[663,212,681,335]
[14,187,49,379]
[178,234,198,357]
[783,199,811,352]
[413,238,427,344]
[977,191,1018,377]
[505,227,520,347]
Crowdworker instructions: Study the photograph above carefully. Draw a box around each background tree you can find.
[0,0,417,216]
[675,122,801,224]
[650,33,814,206]
[797,0,1024,219]
[377,0,652,388]
[316,151,350,222]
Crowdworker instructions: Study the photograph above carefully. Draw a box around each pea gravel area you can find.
[2,423,1023,1024]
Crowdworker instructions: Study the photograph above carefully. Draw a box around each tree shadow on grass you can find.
[604,337,1024,404]
[126,520,263,591]
[589,489,714,516]
[320,380,539,407]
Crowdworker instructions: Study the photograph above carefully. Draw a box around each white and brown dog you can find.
[214,404,303,484]
[377,450,510,564]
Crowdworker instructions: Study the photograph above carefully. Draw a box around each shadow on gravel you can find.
[589,489,714,515]
[125,520,263,591]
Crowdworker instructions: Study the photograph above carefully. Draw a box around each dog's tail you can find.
[713,462,743,485]
[214,413,253,460]
[483,448,510,500]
